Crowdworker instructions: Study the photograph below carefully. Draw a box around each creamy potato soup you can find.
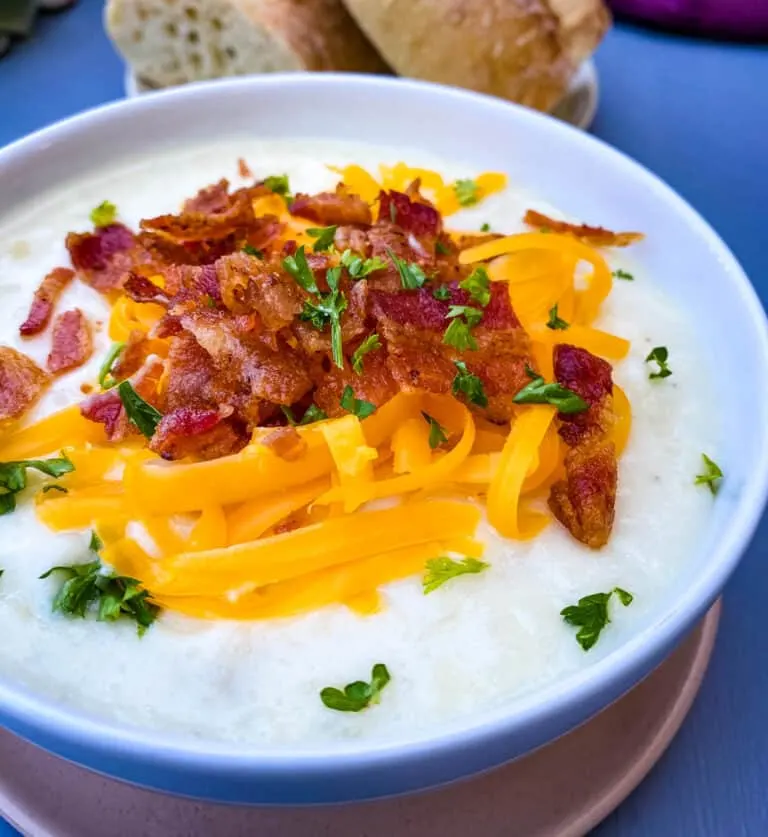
[0,140,718,747]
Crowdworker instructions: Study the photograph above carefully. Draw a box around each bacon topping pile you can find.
[548,345,617,549]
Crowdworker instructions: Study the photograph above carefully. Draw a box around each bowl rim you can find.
[1,72,767,775]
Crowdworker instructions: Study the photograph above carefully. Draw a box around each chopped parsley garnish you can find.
[480,222,491,232]
[340,385,376,419]
[422,411,448,449]
[435,240,450,256]
[351,333,381,375]
[299,266,347,369]
[454,179,480,207]
[561,587,634,651]
[283,245,319,294]
[243,244,264,258]
[459,265,491,307]
[90,200,117,227]
[340,249,387,279]
[386,248,427,290]
[320,663,391,712]
[117,381,163,438]
[98,341,126,390]
[513,373,587,414]
[432,285,451,301]
[282,404,328,426]
[0,454,74,515]
[306,225,338,253]
[423,556,489,594]
[613,268,634,281]
[646,346,672,379]
[695,453,723,495]
[546,304,569,331]
[89,531,104,552]
[443,305,483,351]
[263,174,291,198]
[451,361,488,407]
[40,558,159,636]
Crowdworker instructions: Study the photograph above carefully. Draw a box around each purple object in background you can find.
[608,0,768,38]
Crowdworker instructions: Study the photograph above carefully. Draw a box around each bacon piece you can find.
[123,273,170,305]
[0,346,49,423]
[238,158,254,179]
[215,252,304,326]
[47,309,93,374]
[377,190,441,238]
[182,179,231,214]
[313,347,398,418]
[524,210,644,248]
[141,189,254,243]
[370,283,531,421]
[66,223,147,292]
[19,267,75,336]
[548,345,617,549]
[111,330,153,380]
[292,279,368,357]
[289,184,372,226]
[80,357,164,442]
[149,406,246,461]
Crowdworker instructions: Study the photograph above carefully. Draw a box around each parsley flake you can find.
[263,174,291,198]
[423,556,489,594]
[351,333,382,375]
[513,374,587,414]
[546,304,569,331]
[243,244,264,258]
[443,305,483,351]
[695,453,723,495]
[435,240,450,256]
[646,346,672,379]
[422,412,448,449]
[613,269,634,281]
[452,361,488,407]
[306,225,338,253]
[281,404,328,427]
[283,245,319,294]
[98,342,126,390]
[320,663,391,712]
[0,454,74,515]
[117,381,163,438]
[561,587,634,651]
[340,249,387,279]
[299,266,347,370]
[386,248,427,290]
[432,285,451,301]
[459,265,491,307]
[480,222,491,232]
[90,200,117,227]
[454,179,480,207]
[340,385,376,419]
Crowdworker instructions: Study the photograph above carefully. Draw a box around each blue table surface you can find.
[2,2,768,834]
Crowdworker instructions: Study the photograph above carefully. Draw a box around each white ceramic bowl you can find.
[1,74,767,805]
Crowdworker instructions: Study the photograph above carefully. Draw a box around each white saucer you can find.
[0,600,719,837]
[124,60,599,131]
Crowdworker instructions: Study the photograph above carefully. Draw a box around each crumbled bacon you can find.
[19,267,75,336]
[123,273,169,305]
[238,158,254,179]
[377,190,441,239]
[524,210,644,248]
[149,406,246,461]
[66,224,146,292]
[548,345,617,549]
[111,330,153,380]
[0,346,49,423]
[183,179,231,214]
[289,184,372,226]
[47,309,93,374]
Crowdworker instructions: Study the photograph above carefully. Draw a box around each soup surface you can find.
[0,140,717,747]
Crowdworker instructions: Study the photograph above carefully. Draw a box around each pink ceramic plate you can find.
[0,601,720,837]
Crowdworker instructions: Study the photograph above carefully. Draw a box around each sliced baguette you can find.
[105,0,389,89]
[341,0,610,112]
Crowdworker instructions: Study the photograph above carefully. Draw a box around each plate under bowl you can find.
[0,74,766,804]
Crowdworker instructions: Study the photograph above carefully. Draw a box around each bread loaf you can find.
[105,0,389,89]
[341,0,610,112]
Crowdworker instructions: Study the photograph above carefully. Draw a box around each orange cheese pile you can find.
[0,164,634,622]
